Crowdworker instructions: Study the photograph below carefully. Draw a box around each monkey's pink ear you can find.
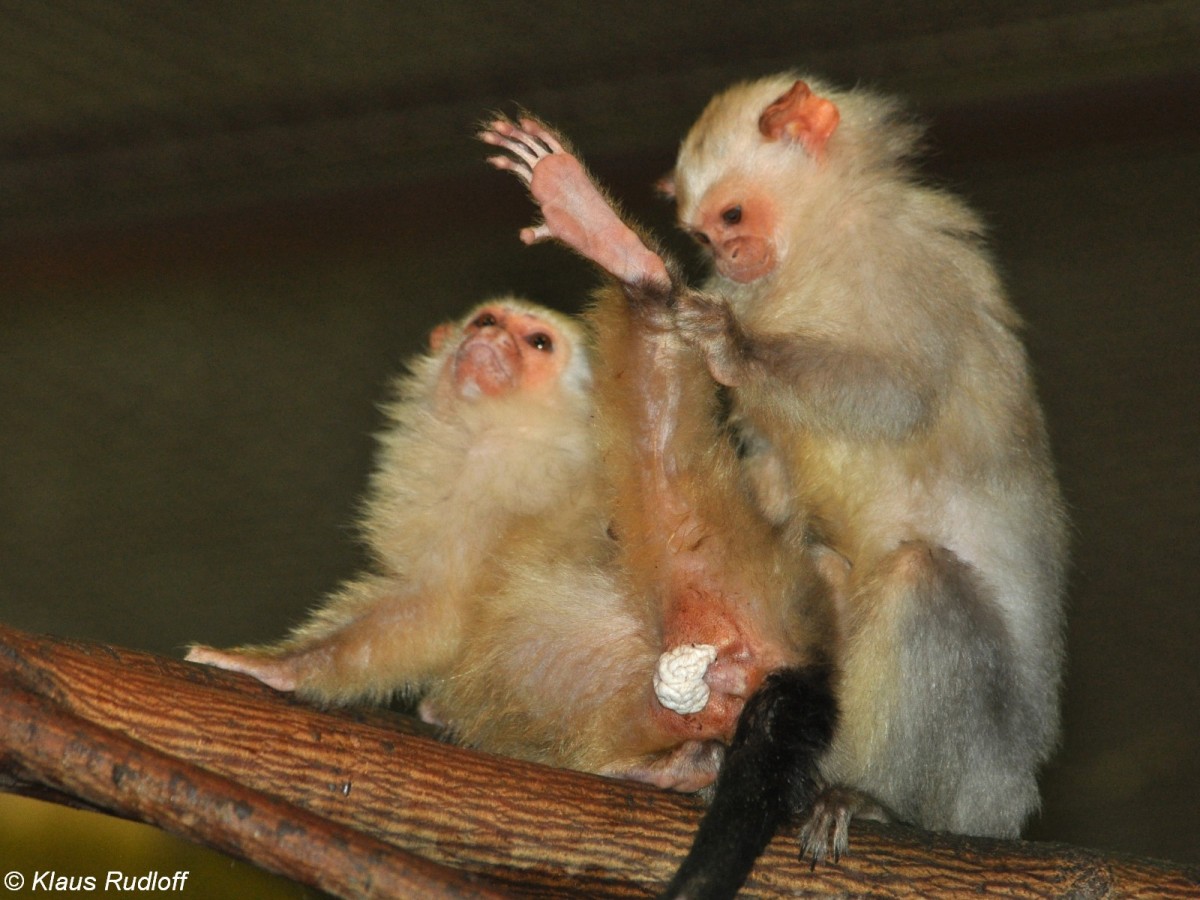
[654,171,677,200]
[758,81,840,160]
[429,322,454,351]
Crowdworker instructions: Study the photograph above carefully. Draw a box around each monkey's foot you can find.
[798,786,891,864]
[480,117,670,287]
[185,645,298,692]
[600,740,723,793]
[416,698,450,728]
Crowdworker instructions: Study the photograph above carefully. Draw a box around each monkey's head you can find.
[662,73,917,286]
[660,75,839,286]
[429,297,591,403]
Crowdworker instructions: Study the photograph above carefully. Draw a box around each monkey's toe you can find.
[798,786,892,865]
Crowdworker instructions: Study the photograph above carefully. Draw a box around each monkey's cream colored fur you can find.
[672,74,1068,838]
[190,293,779,788]
[188,298,669,775]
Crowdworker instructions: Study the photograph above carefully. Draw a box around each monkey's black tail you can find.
[660,664,837,900]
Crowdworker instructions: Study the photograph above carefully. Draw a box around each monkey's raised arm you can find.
[674,290,944,440]
[481,117,672,290]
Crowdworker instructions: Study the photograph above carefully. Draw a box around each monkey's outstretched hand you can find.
[480,116,670,288]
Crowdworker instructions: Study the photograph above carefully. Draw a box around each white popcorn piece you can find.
[653,643,718,715]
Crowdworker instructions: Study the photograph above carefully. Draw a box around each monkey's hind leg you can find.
[831,541,1040,839]
[187,574,458,706]
[186,602,427,705]
[598,740,724,793]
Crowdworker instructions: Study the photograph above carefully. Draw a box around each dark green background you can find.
[1,3,1197,891]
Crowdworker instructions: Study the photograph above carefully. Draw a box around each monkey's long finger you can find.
[520,224,552,245]
[481,119,549,161]
[517,118,566,155]
[481,116,519,138]
[492,118,561,163]
[482,129,545,171]
[485,154,533,185]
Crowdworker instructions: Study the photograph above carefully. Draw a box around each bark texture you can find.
[0,623,1195,898]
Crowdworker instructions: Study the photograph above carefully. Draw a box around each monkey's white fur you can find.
[670,74,1069,840]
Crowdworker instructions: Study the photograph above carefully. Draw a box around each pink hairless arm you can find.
[480,117,671,289]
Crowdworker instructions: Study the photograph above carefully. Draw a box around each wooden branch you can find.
[0,623,1195,899]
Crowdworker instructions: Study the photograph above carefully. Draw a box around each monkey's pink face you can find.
[685,180,778,284]
[440,305,567,399]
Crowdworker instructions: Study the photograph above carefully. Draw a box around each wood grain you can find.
[1,623,1195,898]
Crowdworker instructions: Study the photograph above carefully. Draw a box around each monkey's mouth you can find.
[453,338,519,398]
[717,255,774,284]
[715,237,775,283]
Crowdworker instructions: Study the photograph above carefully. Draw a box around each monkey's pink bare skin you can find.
[481,117,670,288]
[185,645,301,692]
[601,740,723,793]
[437,303,567,400]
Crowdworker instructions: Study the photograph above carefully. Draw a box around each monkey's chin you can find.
[715,252,775,284]
[453,344,517,399]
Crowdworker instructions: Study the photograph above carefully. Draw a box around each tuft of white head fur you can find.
[672,73,923,249]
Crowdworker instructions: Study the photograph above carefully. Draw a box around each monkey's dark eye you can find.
[472,312,498,328]
[721,205,742,225]
[691,230,711,245]
[526,332,553,352]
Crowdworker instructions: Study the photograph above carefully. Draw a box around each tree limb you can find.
[0,623,1195,898]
